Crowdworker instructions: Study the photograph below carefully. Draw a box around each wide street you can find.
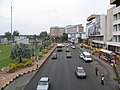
[23,45,115,90]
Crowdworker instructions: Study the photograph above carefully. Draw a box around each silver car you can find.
[75,67,87,79]
[37,77,51,90]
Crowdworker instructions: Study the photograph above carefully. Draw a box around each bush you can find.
[8,60,33,72]
[8,63,17,71]
[41,49,49,54]
[24,60,32,66]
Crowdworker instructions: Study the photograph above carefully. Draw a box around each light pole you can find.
[11,1,12,42]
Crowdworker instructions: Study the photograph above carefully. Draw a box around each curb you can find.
[1,46,56,90]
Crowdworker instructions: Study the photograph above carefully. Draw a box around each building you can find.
[65,24,84,43]
[0,38,8,45]
[65,24,84,33]
[106,0,120,54]
[14,36,29,44]
[50,26,65,36]
[86,14,107,48]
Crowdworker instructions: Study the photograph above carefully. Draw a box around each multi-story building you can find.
[86,14,107,48]
[106,0,120,54]
[50,26,65,36]
[65,24,83,33]
[65,24,84,43]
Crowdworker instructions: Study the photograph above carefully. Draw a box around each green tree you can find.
[39,31,48,40]
[60,33,68,42]
[4,31,11,40]
[13,30,20,36]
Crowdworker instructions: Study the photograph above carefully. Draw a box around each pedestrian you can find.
[100,74,104,85]
[95,66,98,76]
[36,60,38,69]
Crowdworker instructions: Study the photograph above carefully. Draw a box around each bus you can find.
[56,44,62,51]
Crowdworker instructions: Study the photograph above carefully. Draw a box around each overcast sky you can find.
[0,0,113,35]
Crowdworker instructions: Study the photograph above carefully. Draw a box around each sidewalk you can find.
[0,47,55,90]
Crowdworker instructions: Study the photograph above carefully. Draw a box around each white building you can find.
[86,14,107,48]
[106,0,120,54]
[0,38,8,45]
[14,36,29,44]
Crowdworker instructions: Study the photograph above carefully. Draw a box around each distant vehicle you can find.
[51,53,57,59]
[66,48,69,52]
[75,67,87,78]
[37,77,51,90]
[66,44,69,47]
[66,53,72,58]
[62,44,65,47]
[71,45,75,49]
[56,44,63,51]
[83,52,92,62]
[79,53,84,59]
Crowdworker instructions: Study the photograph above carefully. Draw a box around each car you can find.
[37,77,51,90]
[82,52,92,62]
[75,67,87,79]
[71,45,75,49]
[51,53,57,59]
[66,48,69,52]
[66,53,72,58]
[79,53,84,59]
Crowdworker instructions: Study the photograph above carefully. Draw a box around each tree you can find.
[60,33,68,42]
[10,43,31,63]
[13,30,20,36]
[4,31,11,41]
[39,31,48,40]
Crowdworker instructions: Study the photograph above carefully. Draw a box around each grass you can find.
[0,44,15,71]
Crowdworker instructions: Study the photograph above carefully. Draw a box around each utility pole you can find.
[11,1,12,42]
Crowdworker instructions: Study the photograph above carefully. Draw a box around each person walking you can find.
[36,60,38,69]
[95,66,98,76]
[101,74,104,85]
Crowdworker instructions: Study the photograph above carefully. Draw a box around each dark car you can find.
[66,48,69,52]
[51,53,57,59]
[75,67,87,79]
[66,53,72,58]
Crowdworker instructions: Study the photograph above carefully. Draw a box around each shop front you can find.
[99,49,116,63]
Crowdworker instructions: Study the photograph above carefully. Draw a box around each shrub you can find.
[41,49,49,54]
[24,60,32,66]
[17,63,24,67]
[8,63,17,71]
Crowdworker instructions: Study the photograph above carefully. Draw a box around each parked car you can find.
[79,53,84,59]
[82,52,92,62]
[66,48,69,52]
[66,53,72,58]
[51,53,57,59]
[37,77,51,90]
[75,67,87,78]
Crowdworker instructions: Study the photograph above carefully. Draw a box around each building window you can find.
[118,24,120,31]
[113,14,117,21]
[118,36,120,42]
[118,12,120,20]
[113,25,117,31]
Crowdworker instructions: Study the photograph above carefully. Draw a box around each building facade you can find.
[50,26,65,37]
[86,14,107,48]
[106,0,120,54]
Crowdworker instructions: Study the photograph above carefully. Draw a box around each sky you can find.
[0,0,113,35]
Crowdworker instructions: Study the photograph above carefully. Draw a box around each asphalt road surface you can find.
[23,46,114,90]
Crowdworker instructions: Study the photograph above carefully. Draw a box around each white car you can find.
[71,45,75,49]
[37,77,51,90]
[75,67,87,78]
[82,52,92,62]
[79,54,84,59]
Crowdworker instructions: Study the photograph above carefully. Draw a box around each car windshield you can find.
[85,55,91,58]
[78,69,85,73]
[39,81,48,85]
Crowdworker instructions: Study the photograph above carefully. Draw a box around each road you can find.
[23,46,114,90]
